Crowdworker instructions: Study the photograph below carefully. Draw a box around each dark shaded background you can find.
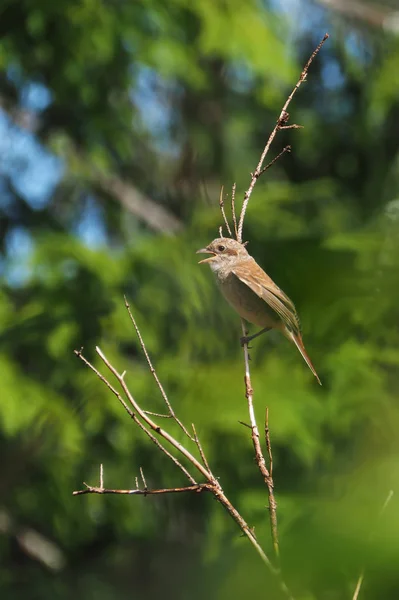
[1,0,399,598]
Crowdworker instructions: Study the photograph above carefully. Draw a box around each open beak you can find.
[196,247,217,264]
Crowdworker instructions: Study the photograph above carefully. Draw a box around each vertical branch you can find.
[100,463,104,490]
[265,408,273,478]
[241,320,279,560]
[219,185,232,237]
[231,182,238,239]
[237,33,329,243]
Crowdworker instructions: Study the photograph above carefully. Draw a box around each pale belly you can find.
[218,272,281,329]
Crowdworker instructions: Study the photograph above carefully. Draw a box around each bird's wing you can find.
[232,260,300,334]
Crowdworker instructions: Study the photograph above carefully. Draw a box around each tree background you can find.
[1,0,399,598]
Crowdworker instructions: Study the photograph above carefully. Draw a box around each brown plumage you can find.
[197,237,321,385]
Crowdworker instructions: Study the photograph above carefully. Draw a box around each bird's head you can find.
[196,237,249,272]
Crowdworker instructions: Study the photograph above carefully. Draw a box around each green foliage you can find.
[1,1,399,599]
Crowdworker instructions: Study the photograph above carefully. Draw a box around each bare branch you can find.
[139,467,148,491]
[94,345,213,481]
[74,349,197,485]
[0,97,183,237]
[124,298,194,441]
[73,483,213,496]
[237,33,329,242]
[231,183,238,239]
[219,185,232,237]
[135,411,197,484]
[192,424,212,476]
[240,320,279,561]
[97,175,183,235]
[143,411,172,418]
[74,322,296,595]
[100,464,104,490]
[265,408,273,478]
[73,349,292,591]
[258,146,291,178]
[278,125,303,130]
[316,0,399,32]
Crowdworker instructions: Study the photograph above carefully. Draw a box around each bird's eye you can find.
[218,245,226,252]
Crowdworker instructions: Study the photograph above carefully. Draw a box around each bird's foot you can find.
[240,336,253,349]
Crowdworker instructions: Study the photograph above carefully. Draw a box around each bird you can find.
[197,237,321,385]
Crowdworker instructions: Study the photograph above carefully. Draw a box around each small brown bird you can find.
[197,237,321,385]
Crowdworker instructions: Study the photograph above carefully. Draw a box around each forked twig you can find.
[73,324,293,592]
[73,348,197,484]
[259,145,291,178]
[236,33,329,243]
[230,35,329,565]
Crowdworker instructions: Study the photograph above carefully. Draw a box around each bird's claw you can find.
[240,336,253,349]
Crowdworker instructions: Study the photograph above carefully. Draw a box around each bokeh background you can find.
[1,0,399,598]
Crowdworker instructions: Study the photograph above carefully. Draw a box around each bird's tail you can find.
[285,329,322,386]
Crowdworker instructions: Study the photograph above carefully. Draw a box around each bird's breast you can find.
[217,271,280,329]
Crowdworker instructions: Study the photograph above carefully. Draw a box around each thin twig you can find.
[143,410,172,418]
[241,320,279,561]
[74,348,290,591]
[231,183,238,239]
[278,124,304,130]
[352,490,394,600]
[192,423,212,476]
[74,349,197,485]
[124,297,194,441]
[73,483,213,496]
[100,464,104,490]
[258,146,291,178]
[140,467,147,490]
[94,344,211,479]
[135,410,197,484]
[237,33,329,242]
[219,185,232,237]
[265,408,273,478]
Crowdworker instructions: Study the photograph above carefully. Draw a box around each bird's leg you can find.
[240,327,271,347]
